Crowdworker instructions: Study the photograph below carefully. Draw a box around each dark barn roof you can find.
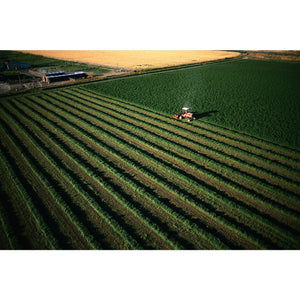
[45,71,87,83]
[45,71,65,76]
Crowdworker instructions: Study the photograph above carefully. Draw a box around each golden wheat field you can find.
[22,50,240,69]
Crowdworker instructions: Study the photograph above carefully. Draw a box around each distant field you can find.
[85,59,300,149]
[0,50,111,80]
[246,51,300,62]
[21,50,240,70]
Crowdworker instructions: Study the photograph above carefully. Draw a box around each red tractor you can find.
[173,107,195,122]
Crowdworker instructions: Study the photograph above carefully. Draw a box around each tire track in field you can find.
[31,91,298,248]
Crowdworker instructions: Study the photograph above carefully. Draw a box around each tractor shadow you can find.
[194,110,218,120]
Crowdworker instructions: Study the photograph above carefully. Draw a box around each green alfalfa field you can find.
[0,58,300,249]
[85,59,300,149]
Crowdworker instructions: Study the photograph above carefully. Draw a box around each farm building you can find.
[45,71,66,76]
[28,70,88,83]
[43,71,88,83]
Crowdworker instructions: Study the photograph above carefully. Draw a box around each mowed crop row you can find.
[0,87,299,249]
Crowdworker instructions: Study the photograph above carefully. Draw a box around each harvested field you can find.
[0,86,299,249]
[246,51,300,62]
[21,50,240,70]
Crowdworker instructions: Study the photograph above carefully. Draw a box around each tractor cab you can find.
[173,107,195,121]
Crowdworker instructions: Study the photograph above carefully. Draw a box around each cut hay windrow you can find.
[13,96,231,249]
[62,88,300,200]
[46,91,300,222]
[0,134,60,249]
[1,103,147,250]
[1,62,299,249]
[17,92,300,250]
[6,99,214,249]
